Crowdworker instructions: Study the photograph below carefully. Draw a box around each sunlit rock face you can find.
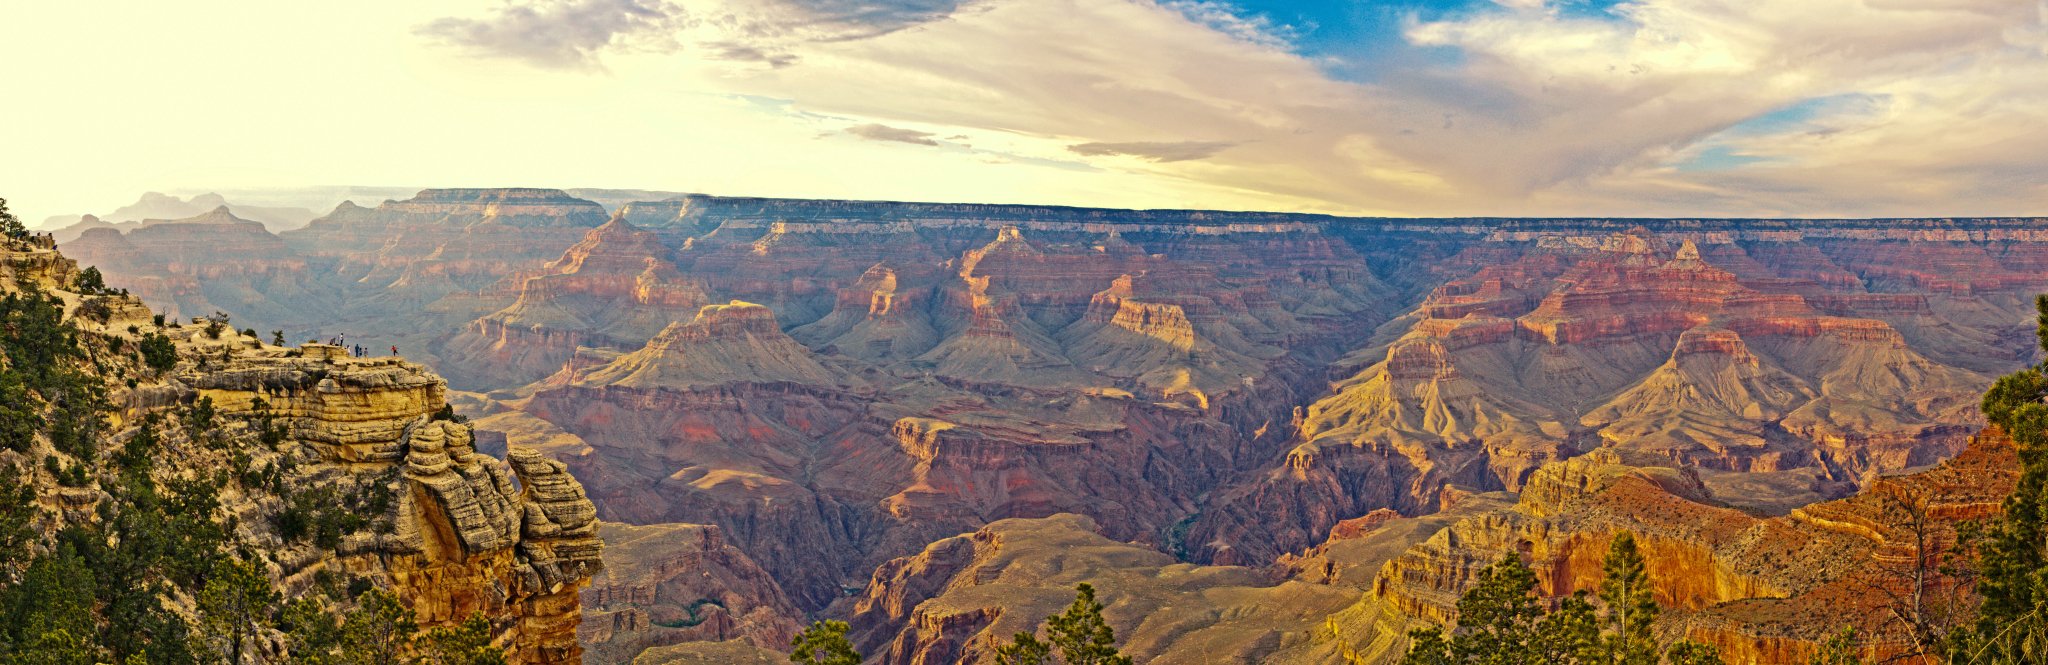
[0,238,609,664]
[83,194,2048,660]
[187,349,606,663]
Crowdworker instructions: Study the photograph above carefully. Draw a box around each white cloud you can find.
[12,0,2047,220]
[419,0,688,70]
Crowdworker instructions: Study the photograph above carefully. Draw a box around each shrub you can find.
[139,334,177,373]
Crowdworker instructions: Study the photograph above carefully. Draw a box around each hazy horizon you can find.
[7,1,2047,225]
[35,184,2048,232]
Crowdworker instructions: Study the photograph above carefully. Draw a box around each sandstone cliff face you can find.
[178,345,605,662]
[580,521,803,663]
[7,237,607,663]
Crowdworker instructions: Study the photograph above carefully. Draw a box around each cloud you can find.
[1069,140,1237,162]
[424,0,970,69]
[418,0,686,69]
[416,0,2048,216]
[844,123,940,146]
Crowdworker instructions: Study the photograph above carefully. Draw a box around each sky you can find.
[3,0,2046,224]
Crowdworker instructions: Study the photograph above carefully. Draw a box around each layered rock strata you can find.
[580,522,803,663]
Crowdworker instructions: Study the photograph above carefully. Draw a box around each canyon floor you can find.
[61,188,2048,663]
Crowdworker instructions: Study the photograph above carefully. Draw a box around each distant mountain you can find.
[564,187,692,211]
[39,191,320,238]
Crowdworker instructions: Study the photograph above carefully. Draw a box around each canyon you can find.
[63,188,2048,662]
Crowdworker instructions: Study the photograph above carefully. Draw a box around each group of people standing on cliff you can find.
[321,332,397,358]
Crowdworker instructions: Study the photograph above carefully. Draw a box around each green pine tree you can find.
[789,619,861,665]
[1665,641,1725,665]
[1401,554,1546,664]
[0,198,27,241]
[1044,583,1132,665]
[195,559,279,664]
[1533,592,1601,663]
[994,631,1052,665]
[417,614,508,665]
[342,589,419,665]
[1597,532,1659,665]
[1808,626,1862,665]
[1963,293,2048,662]
[1400,626,1455,665]
[72,267,106,295]
[1452,554,1545,663]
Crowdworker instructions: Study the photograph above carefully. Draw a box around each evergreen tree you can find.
[993,631,1052,665]
[72,267,106,295]
[195,559,278,664]
[1665,641,1725,665]
[0,198,26,241]
[280,597,344,663]
[1451,554,1545,663]
[1401,540,1708,665]
[1532,592,1601,663]
[1044,583,1132,665]
[1401,554,1546,664]
[1,546,102,663]
[1808,627,1862,665]
[992,584,1134,665]
[789,619,861,665]
[340,589,418,665]
[0,371,35,453]
[0,467,36,575]
[1597,532,1659,665]
[417,614,508,665]
[1964,294,2048,662]
[11,628,97,665]
[1401,626,1455,665]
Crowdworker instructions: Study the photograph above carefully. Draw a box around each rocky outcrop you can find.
[580,522,802,663]
[847,514,1358,664]
[183,346,605,662]
[0,233,78,290]
[568,301,844,390]
[0,237,606,663]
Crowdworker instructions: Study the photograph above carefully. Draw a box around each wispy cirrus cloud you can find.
[1069,140,1238,162]
[844,123,941,146]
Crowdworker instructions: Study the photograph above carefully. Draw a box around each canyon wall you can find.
[65,189,2048,661]
[1,238,608,661]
